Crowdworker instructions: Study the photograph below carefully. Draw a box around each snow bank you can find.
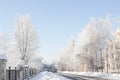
[30,71,71,80]
[62,71,120,79]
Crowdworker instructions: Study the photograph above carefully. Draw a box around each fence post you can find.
[9,67,11,80]
[25,67,26,79]
[32,69,33,76]
[15,67,17,80]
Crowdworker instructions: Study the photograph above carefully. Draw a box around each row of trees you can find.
[0,14,43,70]
[54,16,120,73]
[106,28,120,73]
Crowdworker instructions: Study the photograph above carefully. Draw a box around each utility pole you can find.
[83,47,84,72]
[100,48,103,72]
[106,48,108,73]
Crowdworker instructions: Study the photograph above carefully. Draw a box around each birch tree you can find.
[15,14,38,65]
[106,28,120,73]
[74,16,111,72]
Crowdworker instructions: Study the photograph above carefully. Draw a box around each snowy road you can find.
[29,71,113,80]
[59,73,108,80]
[29,71,72,80]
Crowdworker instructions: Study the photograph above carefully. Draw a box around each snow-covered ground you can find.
[30,71,71,80]
[62,71,120,79]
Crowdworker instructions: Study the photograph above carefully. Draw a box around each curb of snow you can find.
[61,71,120,79]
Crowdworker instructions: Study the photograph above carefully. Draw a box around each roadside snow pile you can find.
[62,71,120,79]
[30,71,71,80]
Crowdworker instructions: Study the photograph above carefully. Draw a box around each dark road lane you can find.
[59,73,109,80]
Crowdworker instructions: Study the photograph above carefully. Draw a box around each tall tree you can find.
[0,33,9,55]
[106,28,120,73]
[54,37,76,71]
[15,14,38,65]
[74,16,111,72]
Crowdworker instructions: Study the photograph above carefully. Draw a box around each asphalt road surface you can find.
[59,73,109,80]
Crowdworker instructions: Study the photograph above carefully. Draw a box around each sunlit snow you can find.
[30,71,71,80]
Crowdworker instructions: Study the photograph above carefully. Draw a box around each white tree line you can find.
[54,16,120,73]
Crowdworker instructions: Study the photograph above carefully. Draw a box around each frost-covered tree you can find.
[54,37,76,71]
[0,33,21,68]
[0,33,9,55]
[28,55,44,70]
[54,15,114,72]
[74,16,111,72]
[105,28,120,73]
[64,37,76,71]
[15,14,39,66]
[54,49,69,71]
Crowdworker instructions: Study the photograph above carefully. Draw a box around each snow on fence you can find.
[6,67,38,80]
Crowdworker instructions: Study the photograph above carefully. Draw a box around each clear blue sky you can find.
[0,0,120,63]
